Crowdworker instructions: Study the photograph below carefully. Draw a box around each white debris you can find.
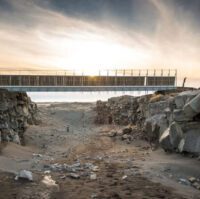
[15,170,33,181]
[69,173,80,179]
[90,173,97,180]
[42,175,58,188]
[44,170,51,174]
[33,153,43,158]
[122,175,128,180]
[92,166,99,172]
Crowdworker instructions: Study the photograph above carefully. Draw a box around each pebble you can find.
[122,175,128,180]
[69,173,80,179]
[90,173,97,180]
[92,166,99,172]
[179,178,191,186]
[188,177,196,183]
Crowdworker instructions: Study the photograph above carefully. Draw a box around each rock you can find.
[42,175,59,190]
[159,128,173,151]
[188,177,196,183]
[178,132,200,154]
[193,182,200,190]
[92,166,99,172]
[69,173,80,179]
[108,130,117,137]
[145,114,168,143]
[90,173,97,180]
[13,134,21,145]
[122,175,128,180]
[148,100,170,117]
[122,134,129,140]
[178,122,200,153]
[183,93,200,118]
[15,170,33,181]
[173,109,192,122]
[122,127,132,135]
[169,122,183,148]
[175,90,200,109]
[179,178,191,186]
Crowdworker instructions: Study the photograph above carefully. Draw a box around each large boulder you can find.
[175,90,200,109]
[183,93,200,118]
[159,128,173,151]
[145,114,168,142]
[169,122,183,148]
[148,100,171,117]
[173,109,192,122]
[178,122,200,154]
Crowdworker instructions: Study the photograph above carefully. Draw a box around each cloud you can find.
[0,0,199,85]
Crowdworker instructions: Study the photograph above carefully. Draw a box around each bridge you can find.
[0,69,177,92]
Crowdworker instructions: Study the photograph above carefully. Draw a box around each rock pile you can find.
[108,126,146,144]
[95,89,200,155]
[0,89,38,145]
[159,91,200,154]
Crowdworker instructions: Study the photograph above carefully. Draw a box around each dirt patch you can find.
[0,103,199,199]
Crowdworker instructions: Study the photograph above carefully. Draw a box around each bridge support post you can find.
[9,75,12,86]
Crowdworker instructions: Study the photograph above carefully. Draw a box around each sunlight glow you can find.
[37,31,151,74]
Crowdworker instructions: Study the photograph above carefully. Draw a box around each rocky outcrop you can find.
[0,89,38,145]
[95,89,200,155]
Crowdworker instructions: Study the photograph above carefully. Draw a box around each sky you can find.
[0,0,200,86]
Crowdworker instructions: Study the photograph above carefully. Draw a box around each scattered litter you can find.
[15,170,33,181]
[122,175,128,180]
[44,170,51,174]
[179,178,191,186]
[33,153,43,158]
[90,173,97,180]
[42,175,58,188]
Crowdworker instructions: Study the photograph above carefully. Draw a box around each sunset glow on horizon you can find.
[0,0,200,85]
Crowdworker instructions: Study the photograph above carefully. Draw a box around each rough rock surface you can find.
[95,89,200,155]
[0,89,38,145]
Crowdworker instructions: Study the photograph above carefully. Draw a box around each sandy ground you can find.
[0,102,200,199]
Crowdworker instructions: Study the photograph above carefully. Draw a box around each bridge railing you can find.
[0,69,177,87]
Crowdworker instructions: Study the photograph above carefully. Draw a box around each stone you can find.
[188,177,196,183]
[92,166,99,172]
[159,128,173,151]
[122,175,128,180]
[145,114,168,142]
[175,90,200,109]
[148,101,170,117]
[69,173,80,179]
[169,122,183,148]
[42,175,59,189]
[173,109,192,122]
[122,134,129,140]
[193,182,200,190]
[15,170,33,181]
[122,127,132,135]
[179,178,191,186]
[183,93,200,118]
[108,130,117,137]
[13,134,21,145]
[90,173,97,180]
[178,130,200,154]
